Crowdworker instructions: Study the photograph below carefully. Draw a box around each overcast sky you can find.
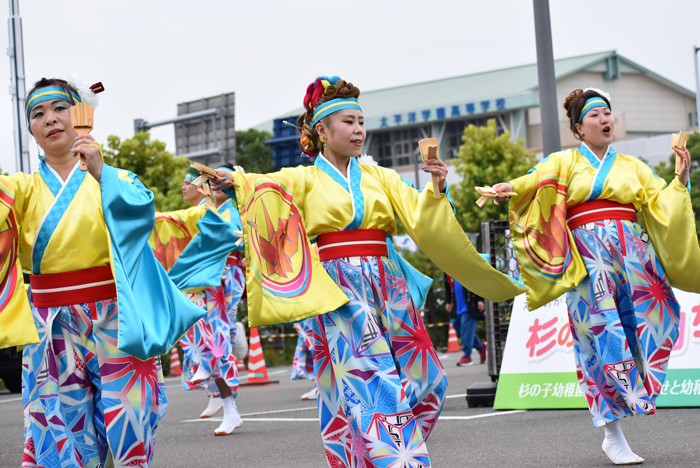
[1,0,699,173]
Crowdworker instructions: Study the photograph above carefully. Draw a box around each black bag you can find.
[463,288,485,321]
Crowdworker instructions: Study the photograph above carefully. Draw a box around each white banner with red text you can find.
[494,290,700,409]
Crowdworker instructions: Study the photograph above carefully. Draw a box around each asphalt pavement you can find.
[1,350,698,467]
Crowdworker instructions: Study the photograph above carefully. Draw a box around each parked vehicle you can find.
[0,346,22,393]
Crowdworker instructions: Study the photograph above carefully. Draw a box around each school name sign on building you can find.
[363,92,539,132]
[494,290,700,410]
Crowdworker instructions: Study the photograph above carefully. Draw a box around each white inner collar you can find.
[318,153,351,181]
[581,142,610,161]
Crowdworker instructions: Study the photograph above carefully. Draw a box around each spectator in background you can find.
[453,279,487,366]
[444,274,456,324]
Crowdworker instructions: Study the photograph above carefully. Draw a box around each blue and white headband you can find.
[577,97,610,123]
[310,97,362,127]
[25,86,81,120]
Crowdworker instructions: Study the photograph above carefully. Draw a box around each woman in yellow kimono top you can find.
[0,77,209,468]
[150,165,245,436]
[493,88,700,465]
[212,76,526,468]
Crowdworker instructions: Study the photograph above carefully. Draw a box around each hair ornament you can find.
[65,73,104,107]
[303,75,341,111]
[357,154,378,166]
[582,87,611,101]
[300,133,318,157]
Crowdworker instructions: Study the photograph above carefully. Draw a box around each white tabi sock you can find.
[190,365,212,384]
[214,396,243,436]
[200,395,223,418]
[602,420,644,465]
[300,387,318,400]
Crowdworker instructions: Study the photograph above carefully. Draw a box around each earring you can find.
[319,137,327,152]
[36,143,45,162]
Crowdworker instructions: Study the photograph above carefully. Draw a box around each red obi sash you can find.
[567,200,637,231]
[30,265,117,308]
[316,229,389,262]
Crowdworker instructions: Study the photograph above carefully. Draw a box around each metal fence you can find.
[481,220,520,381]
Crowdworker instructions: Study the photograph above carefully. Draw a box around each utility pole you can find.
[7,0,30,173]
[533,0,561,156]
[694,46,700,129]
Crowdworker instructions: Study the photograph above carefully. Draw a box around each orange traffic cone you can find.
[236,360,246,372]
[447,323,461,353]
[169,347,182,376]
[239,328,279,386]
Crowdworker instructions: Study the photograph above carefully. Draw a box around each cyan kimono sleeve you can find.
[0,173,38,349]
[154,204,238,292]
[373,166,527,302]
[227,203,245,252]
[100,164,206,360]
[385,236,433,310]
[636,161,700,293]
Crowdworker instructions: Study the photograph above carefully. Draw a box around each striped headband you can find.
[577,97,610,123]
[311,97,362,126]
[26,86,81,120]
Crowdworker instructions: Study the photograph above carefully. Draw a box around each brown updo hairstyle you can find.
[297,79,361,157]
[563,89,611,141]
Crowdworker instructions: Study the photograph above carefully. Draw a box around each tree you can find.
[652,131,700,242]
[103,132,191,211]
[235,129,274,173]
[451,119,536,236]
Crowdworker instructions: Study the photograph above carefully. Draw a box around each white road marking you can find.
[180,406,317,423]
[240,418,318,422]
[241,406,316,417]
[180,410,525,424]
[439,410,526,420]
[164,368,288,388]
[0,397,22,404]
[444,393,467,399]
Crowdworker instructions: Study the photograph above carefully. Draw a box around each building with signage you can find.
[257,51,697,186]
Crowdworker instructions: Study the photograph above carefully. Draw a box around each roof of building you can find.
[251,50,696,133]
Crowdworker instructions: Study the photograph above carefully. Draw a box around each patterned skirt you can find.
[22,298,167,468]
[291,318,315,381]
[312,256,447,468]
[180,265,246,397]
[567,219,680,427]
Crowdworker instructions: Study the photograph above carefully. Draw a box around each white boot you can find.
[602,420,644,465]
[200,395,223,418]
[214,396,243,436]
[300,387,318,401]
[190,365,212,385]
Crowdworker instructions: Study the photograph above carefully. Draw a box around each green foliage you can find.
[451,119,537,235]
[235,129,274,173]
[652,131,700,242]
[103,132,190,211]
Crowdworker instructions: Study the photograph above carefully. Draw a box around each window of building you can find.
[371,125,431,168]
